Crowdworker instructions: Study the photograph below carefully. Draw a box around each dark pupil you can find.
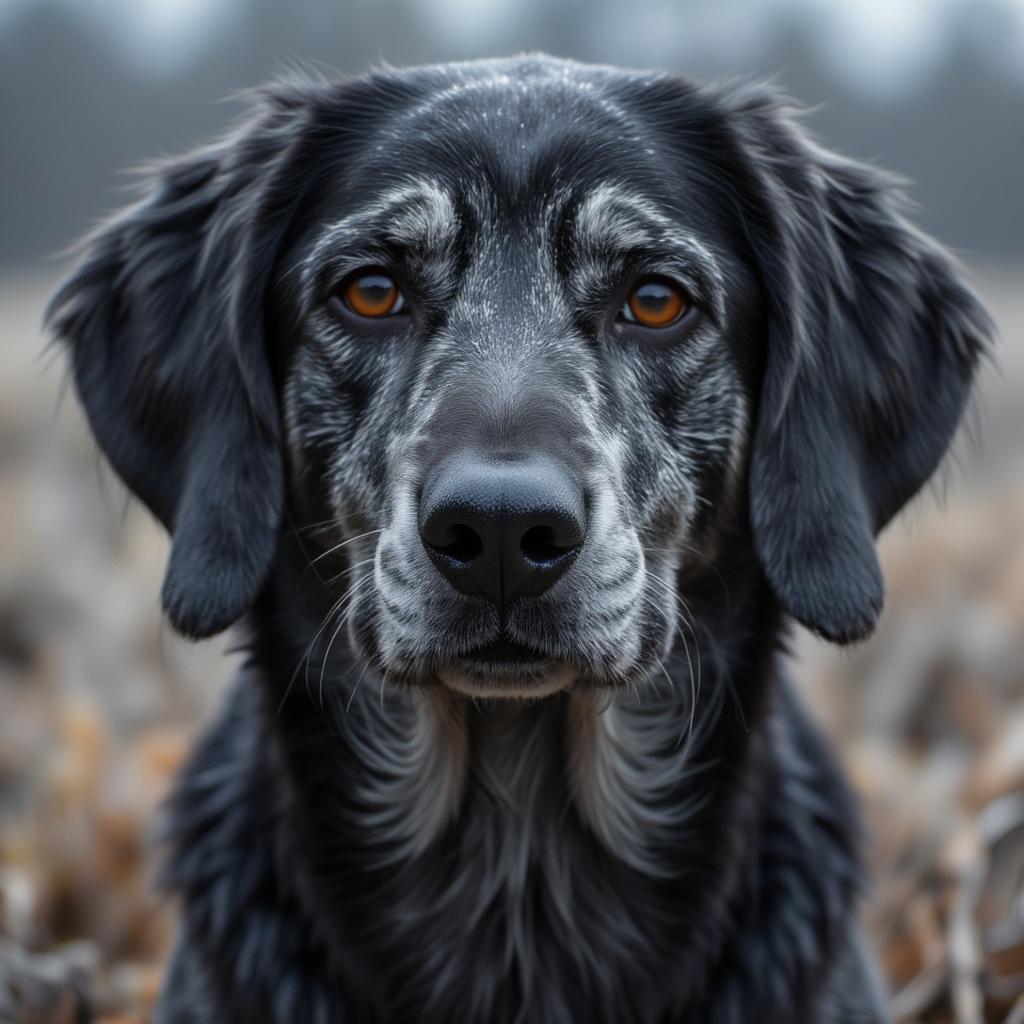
[636,283,671,313]
[358,275,392,305]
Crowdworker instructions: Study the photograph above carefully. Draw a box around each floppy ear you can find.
[718,85,994,643]
[46,86,317,638]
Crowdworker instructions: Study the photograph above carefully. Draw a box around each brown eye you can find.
[623,278,688,328]
[341,271,405,318]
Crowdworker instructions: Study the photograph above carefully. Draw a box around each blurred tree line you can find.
[1,0,1022,269]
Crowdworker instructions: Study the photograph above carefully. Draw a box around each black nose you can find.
[419,456,586,609]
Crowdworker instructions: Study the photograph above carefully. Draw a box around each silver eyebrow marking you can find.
[575,183,663,251]
[572,183,726,318]
[380,179,459,249]
[299,178,458,293]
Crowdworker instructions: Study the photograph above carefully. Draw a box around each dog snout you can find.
[419,455,586,609]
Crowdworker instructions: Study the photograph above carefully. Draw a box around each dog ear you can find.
[718,85,994,643]
[46,86,318,638]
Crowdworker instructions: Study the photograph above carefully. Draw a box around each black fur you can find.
[47,56,992,1023]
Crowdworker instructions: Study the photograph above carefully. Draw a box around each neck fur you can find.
[338,677,705,875]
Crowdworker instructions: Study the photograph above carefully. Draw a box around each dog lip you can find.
[430,637,575,698]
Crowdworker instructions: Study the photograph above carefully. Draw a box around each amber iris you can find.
[343,272,403,318]
[625,279,687,328]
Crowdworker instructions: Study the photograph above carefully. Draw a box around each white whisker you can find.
[317,572,377,710]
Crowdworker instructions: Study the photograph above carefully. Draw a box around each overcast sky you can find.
[2,0,1022,263]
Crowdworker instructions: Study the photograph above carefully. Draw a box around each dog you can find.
[47,55,992,1023]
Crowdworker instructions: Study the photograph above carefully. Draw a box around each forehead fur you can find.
[333,56,679,207]
[400,56,638,134]
[294,59,734,291]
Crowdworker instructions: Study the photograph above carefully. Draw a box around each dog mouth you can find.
[463,637,549,665]
[436,637,576,699]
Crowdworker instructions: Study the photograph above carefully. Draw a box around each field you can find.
[1,268,1022,1023]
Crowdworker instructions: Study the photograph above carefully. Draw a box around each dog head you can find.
[47,56,992,699]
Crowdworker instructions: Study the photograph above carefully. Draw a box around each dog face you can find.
[47,56,992,699]
[279,77,758,698]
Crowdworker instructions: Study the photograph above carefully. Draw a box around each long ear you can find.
[46,85,317,638]
[717,85,994,643]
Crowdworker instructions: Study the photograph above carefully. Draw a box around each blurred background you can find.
[0,1,1021,1021]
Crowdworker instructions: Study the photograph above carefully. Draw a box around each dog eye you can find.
[340,271,406,319]
[621,278,688,328]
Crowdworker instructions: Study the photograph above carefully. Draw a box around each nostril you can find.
[428,523,483,564]
[520,525,578,565]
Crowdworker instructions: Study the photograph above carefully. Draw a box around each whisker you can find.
[345,657,373,714]
[309,528,384,568]
[322,556,378,587]
[278,588,349,715]
[288,516,382,591]
[645,570,698,684]
[278,565,377,717]
[286,507,330,586]
[643,570,702,746]
[653,655,674,700]
[643,543,731,610]
[316,572,377,710]
[292,514,351,535]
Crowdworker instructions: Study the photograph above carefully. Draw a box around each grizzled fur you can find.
[47,56,992,1023]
